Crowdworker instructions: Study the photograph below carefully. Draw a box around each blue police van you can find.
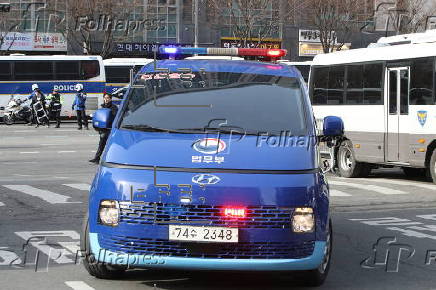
[82,48,344,287]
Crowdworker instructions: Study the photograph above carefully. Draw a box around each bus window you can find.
[346,65,364,104]
[105,66,131,83]
[363,63,383,105]
[410,58,434,105]
[80,60,100,80]
[15,61,53,81]
[55,61,80,80]
[400,69,409,114]
[327,66,345,105]
[294,65,310,82]
[312,66,328,104]
[389,70,397,114]
[0,61,11,81]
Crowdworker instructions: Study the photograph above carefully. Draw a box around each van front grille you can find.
[119,202,293,229]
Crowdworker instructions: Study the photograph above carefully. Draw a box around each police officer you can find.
[89,94,118,164]
[72,83,89,130]
[47,88,63,128]
[28,84,49,128]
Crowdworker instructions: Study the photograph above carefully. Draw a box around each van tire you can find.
[301,219,332,287]
[429,150,436,184]
[81,213,126,279]
[337,140,370,178]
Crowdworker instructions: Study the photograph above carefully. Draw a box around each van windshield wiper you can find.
[121,124,187,133]
[175,127,259,136]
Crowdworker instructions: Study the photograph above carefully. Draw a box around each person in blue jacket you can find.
[72,83,89,130]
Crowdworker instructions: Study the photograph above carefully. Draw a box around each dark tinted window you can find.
[295,65,310,82]
[311,67,328,105]
[80,60,100,80]
[400,69,409,114]
[0,61,11,81]
[55,61,80,80]
[363,63,383,104]
[346,65,364,104]
[410,57,434,105]
[327,66,345,104]
[15,61,53,80]
[121,72,307,135]
[105,66,131,83]
[389,70,397,114]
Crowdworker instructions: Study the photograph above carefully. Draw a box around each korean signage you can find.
[115,42,192,55]
[0,32,67,51]
[221,37,281,49]
[298,42,350,57]
[298,29,349,57]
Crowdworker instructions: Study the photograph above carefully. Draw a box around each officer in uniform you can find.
[28,84,49,128]
[47,88,63,128]
[72,83,89,130]
[89,94,118,163]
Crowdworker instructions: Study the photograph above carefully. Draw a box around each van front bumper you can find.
[89,233,326,271]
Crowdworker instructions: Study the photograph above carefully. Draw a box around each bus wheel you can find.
[301,219,332,287]
[337,140,370,178]
[429,150,436,184]
[80,213,126,279]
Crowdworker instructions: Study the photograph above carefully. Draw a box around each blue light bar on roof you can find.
[159,46,287,58]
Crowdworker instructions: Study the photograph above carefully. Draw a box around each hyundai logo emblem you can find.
[192,138,226,154]
[192,174,221,185]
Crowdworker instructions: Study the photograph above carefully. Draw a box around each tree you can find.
[307,0,369,53]
[206,0,281,47]
[64,0,138,57]
[388,0,436,34]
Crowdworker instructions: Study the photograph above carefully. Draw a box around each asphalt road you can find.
[1,123,436,290]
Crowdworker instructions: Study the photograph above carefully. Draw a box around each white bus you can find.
[103,58,153,94]
[309,34,436,183]
[0,55,105,117]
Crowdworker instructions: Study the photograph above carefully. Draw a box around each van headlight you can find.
[292,207,315,233]
[99,200,119,226]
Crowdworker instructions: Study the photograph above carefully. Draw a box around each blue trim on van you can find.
[88,233,325,271]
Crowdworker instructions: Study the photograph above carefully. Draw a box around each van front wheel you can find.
[81,214,126,279]
[301,219,332,287]
[429,150,436,184]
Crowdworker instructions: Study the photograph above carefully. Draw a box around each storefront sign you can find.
[115,42,191,55]
[221,37,281,49]
[298,42,350,57]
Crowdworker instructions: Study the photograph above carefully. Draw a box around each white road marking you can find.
[19,151,39,154]
[353,177,436,191]
[65,281,95,290]
[64,183,90,191]
[329,180,407,195]
[57,151,76,153]
[350,217,422,226]
[15,231,80,264]
[0,202,4,206]
[329,189,351,197]
[3,185,81,204]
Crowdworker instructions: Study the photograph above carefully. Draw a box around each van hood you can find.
[104,129,317,171]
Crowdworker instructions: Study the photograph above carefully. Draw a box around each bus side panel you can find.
[313,105,386,163]
[408,105,436,167]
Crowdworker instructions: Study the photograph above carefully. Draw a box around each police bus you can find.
[0,54,105,117]
[309,31,436,183]
[103,58,154,95]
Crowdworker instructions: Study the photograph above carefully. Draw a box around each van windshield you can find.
[119,71,308,136]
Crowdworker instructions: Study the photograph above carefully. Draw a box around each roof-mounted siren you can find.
[160,47,287,61]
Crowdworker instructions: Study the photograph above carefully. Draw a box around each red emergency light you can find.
[223,207,246,218]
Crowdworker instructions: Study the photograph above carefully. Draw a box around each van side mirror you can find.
[0,106,4,110]
[323,116,344,137]
[92,108,114,129]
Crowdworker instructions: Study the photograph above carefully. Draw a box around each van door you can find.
[386,67,410,162]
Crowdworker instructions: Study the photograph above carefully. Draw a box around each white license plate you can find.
[168,225,238,243]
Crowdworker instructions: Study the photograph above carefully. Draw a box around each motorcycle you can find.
[2,96,32,125]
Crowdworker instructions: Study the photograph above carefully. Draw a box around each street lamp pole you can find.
[194,0,198,47]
